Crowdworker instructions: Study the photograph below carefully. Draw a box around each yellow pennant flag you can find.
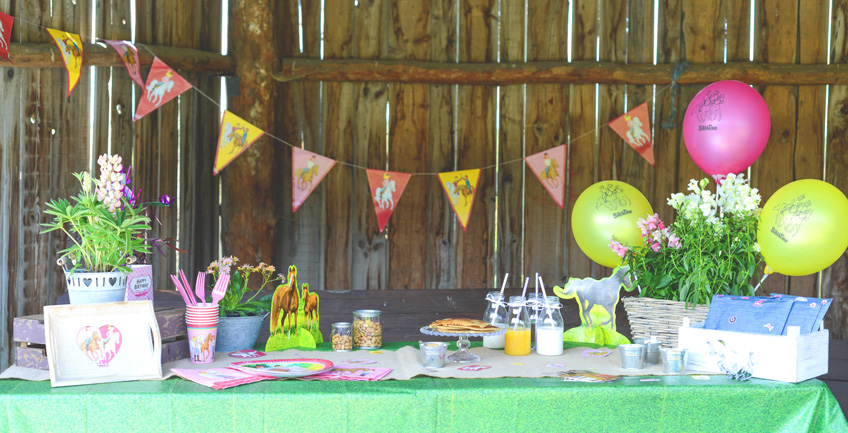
[438,169,481,232]
[213,111,265,175]
[46,28,83,97]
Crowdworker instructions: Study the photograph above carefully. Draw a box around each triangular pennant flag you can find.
[292,147,336,213]
[102,40,144,87]
[0,12,14,62]
[525,144,566,209]
[608,102,654,166]
[438,169,481,232]
[366,169,412,233]
[134,57,193,121]
[213,111,265,175]
[46,28,83,97]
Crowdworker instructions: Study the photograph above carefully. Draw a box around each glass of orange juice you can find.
[504,296,531,356]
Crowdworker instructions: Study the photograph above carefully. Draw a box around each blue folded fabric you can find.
[770,293,832,334]
[705,295,795,334]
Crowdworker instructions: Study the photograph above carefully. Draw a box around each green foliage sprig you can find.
[206,256,283,317]
[41,170,152,274]
[610,174,763,306]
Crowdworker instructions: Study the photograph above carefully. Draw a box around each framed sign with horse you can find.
[44,301,162,387]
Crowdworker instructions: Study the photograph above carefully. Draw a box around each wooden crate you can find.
[14,307,188,370]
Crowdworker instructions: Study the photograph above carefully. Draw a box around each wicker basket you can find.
[621,297,709,347]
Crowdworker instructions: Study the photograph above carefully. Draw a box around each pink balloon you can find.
[682,80,770,176]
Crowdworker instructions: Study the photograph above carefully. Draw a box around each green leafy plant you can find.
[41,154,154,274]
[610,174,763,306]
[206,256,283,317]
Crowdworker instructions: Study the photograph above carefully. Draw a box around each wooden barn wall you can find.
[0,0,847,368]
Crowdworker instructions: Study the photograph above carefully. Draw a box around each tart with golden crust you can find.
[428,318,500,333]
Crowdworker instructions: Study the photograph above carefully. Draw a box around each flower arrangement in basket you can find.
[610,174,764,343]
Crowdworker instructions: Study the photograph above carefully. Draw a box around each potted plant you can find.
[42,154,161,304]
[609,173,764,344]
[206,256,283,352]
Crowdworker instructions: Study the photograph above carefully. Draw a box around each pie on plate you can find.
[428,318,500,333]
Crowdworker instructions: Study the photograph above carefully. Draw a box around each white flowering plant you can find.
[41,154,159,274]
[206,256,282,317]
[609,173,763,306]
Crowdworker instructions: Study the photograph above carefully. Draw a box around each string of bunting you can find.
[1,12,669,234]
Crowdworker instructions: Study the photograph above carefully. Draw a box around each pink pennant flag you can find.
[608,102,654,166]
[292,147,336,213]
[0,12,13,62]
[366,169,412,233]
[134,57,193,121]
[525,144,566,209]
[102,40,144,87]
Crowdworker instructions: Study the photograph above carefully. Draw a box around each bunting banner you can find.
[134,57,193,121]
[438,169,481,232]
[46,28,83,97]
[367,169,412,233]
[292,147,336,213]
[608,102,654,166]
[213,111,266,175]
[525,144,566,209]
[102,39,144,87]
[0,12,13,62]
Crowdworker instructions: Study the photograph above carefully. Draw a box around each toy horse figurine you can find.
[553,266,636,345]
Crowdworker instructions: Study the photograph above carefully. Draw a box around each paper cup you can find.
[187,326,218,364]
[185,305,219,328]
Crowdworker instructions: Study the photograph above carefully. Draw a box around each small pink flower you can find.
[651,242,661,253]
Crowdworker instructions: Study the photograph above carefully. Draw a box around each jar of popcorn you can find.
[353,310,382,349]
[331,322,353,351]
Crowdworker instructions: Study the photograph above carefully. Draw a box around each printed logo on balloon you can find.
[770,195,813,243]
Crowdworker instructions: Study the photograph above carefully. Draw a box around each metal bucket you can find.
[64,270,127,304]
[216,313,268,352]
[618,343,646,370]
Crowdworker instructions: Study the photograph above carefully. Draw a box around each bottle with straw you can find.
[505,278,531,356]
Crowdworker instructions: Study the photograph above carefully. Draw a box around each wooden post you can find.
[221,0,279,264]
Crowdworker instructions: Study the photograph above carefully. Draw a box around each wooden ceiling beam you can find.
[275,58,848,85]
[5,42,234,74]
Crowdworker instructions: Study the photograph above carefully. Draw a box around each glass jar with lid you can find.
[482,291,508,349]
[504,296,531,356]
[534,296,564,356]
[353,310,382,349]
[331,322,353,351]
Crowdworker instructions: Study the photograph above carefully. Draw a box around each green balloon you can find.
[758,179,848,276]
[571,181,653,268]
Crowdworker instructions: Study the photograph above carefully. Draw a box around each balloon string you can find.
[661,60,690,130]
[752,272,769,294]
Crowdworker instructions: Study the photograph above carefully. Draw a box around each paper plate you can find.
[229,358,334,378]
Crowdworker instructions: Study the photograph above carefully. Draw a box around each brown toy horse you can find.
[271,266,300,337]
[303,284,319,330]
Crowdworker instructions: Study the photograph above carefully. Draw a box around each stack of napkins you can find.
[703,294,831,335]
[299,364,392,381]
[171,367,273,389]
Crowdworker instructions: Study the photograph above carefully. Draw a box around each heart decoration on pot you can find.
[76,324,123,367]
[83,278,92,287]
[108,277,117,286]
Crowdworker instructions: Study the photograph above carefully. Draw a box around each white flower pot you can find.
[64,270,128,304]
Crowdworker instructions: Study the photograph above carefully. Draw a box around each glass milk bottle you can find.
[482,292,508,349]
[504,296,531,356]
[535,296,564,356]
[526,292,543,347]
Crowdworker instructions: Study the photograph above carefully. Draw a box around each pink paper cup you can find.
[186,326,217,364]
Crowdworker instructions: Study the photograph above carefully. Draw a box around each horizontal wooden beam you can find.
[5,43,234,75]
[275,58,848,86]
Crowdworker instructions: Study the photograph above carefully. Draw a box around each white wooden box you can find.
[678,319,828,383]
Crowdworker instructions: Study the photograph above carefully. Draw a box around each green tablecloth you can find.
[1,344,845,433]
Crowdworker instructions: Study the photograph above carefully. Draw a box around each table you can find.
[1,345,845,433]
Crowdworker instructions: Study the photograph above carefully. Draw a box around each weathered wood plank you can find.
[456,0,496,289]
[823,0,848,339]
[94,1,134,161]
[425,0,457,290]
[496,0,525,288]
[350,0,390,291]
[621,0,655,210]
[567,0,598,280]
[387,0,431,290]
[652,0,683,225]
[789,0,828,297]
[222,0,281,271]
[752,0,797,296]
[323,0,356,291]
